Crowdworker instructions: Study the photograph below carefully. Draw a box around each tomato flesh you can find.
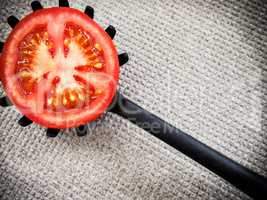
[17,23,106,111]
[0,7,119,128]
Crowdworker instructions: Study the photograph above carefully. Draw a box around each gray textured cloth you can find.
[0,0,267,199]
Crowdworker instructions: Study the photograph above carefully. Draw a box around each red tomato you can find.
[0,7,119,128]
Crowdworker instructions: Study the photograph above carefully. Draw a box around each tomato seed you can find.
[94,43,102,52]
[93,63,102,69]
[94,88,102,95]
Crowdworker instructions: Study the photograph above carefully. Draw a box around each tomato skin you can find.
[0,7,119,128]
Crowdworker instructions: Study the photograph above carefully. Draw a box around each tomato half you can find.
[0,7,119,128]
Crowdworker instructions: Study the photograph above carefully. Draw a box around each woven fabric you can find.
[0,0,267,199]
